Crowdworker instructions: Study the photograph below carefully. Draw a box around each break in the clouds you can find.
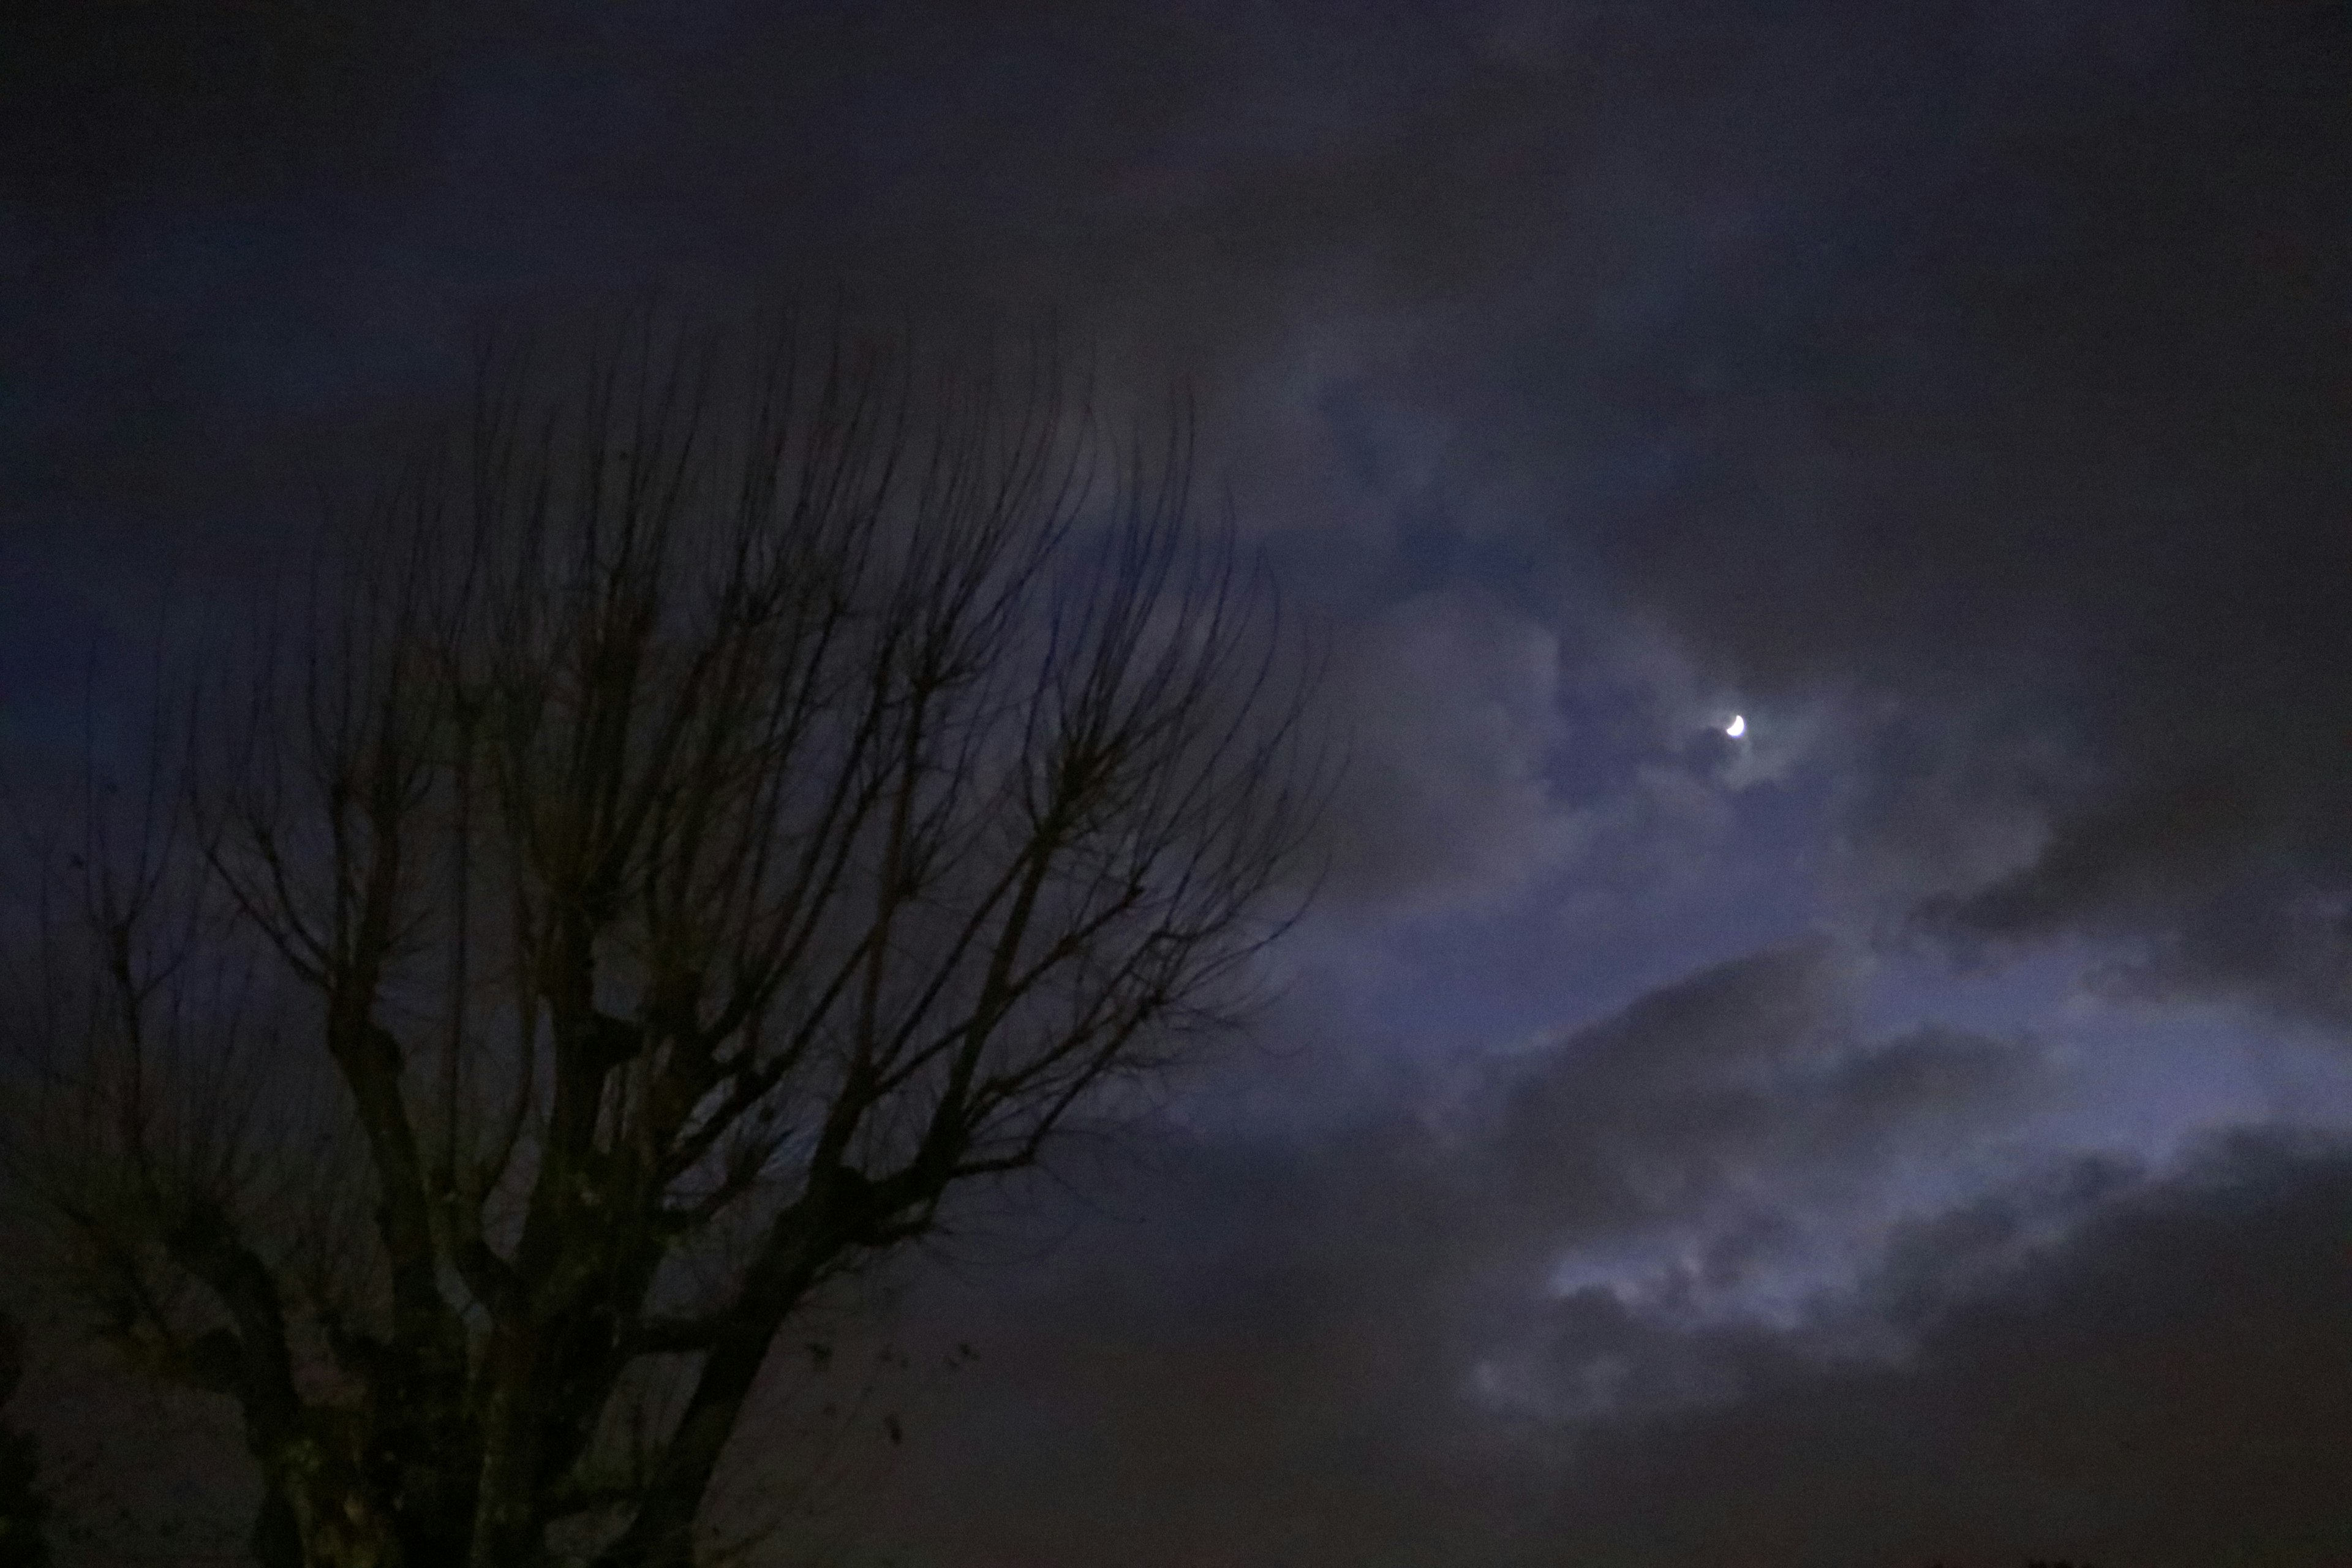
[7,0,2352,1562]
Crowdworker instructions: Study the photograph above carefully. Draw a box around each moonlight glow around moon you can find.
[1725,714,1747,738]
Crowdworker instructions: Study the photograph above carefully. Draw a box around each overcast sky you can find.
[5,2,2351,1564]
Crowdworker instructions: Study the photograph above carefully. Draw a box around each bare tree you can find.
[0,1315,51,1568]
[5,318,1319,1567]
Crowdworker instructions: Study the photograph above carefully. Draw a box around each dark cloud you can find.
[1313,589,1583,910]
[0,2,468,209]
[850,948,2074,1565]
[1536,2,2352,1019]
[1549,1133,2352,1568]
[1482,946,2040,1257]
[864,1081,2351,1567]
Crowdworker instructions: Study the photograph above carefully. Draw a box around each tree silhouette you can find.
[0,1316,50,1568]
[6,318,1319,1566]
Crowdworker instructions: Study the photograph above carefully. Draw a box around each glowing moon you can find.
[1725,714,1747,738]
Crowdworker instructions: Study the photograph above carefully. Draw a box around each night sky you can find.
[6,2,2352,1564]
